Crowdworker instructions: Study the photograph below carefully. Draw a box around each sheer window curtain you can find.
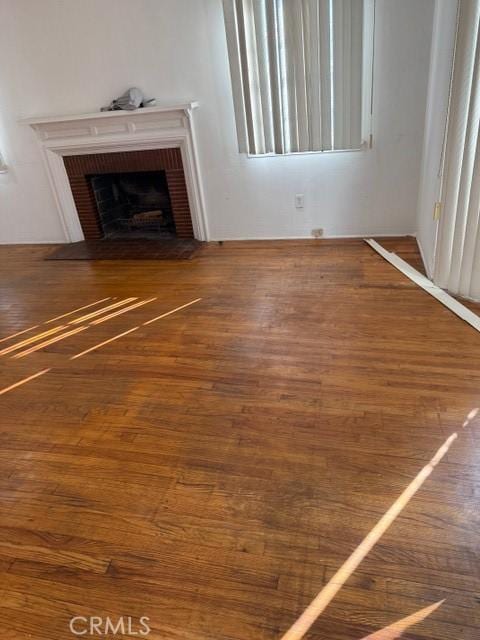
[223,0,374,155]
[435,0,480,301]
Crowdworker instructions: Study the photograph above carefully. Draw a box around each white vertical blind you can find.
[435,0,480,300]
[332,0,364,149]
[223,0,373,155]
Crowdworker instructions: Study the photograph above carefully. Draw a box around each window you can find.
[223,0,375,155]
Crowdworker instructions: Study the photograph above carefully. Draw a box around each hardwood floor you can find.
[0,237,479,640]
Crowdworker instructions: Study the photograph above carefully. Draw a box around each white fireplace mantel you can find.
[21,102,209,242]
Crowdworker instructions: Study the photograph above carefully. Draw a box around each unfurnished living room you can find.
[0,0,479,638]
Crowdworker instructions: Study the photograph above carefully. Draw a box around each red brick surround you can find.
[63,148,194,239]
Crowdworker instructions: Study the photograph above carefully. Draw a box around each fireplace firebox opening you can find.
[88,171,176,240]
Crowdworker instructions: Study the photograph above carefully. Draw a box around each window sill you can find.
[245,145,368,159]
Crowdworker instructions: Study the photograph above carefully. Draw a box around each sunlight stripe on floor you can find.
[0,324,40,344]
[90,298,157,325]
[69,298,137,325]
[12,326,88,359]
[143,298,202,325]
[0,368,51,396]
[70,326,140,360]
[359,600,444,639]
[279,433,458,640]
[0,325,68,356]
[45,297,111,324]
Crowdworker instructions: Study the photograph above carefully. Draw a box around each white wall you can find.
[0,0,434,243]
[416,0,458,276]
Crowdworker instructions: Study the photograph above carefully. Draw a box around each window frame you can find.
[224,0,376,158]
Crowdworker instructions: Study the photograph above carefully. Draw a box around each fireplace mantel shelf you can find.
[23,100,208,243]
[19,101,199,126]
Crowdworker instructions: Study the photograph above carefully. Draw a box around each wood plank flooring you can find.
[0,237,479,640]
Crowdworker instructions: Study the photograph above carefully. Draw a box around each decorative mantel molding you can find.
[21,102,208,242]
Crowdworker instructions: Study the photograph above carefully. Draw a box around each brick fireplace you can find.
[64,148,193,239]
[22,102,208,242]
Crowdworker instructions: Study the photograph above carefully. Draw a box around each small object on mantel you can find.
[101,87,156,112]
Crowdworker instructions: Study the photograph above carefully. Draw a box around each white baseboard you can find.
[0,239,64,245]
[208,232,415,241]
[0,232,416,245]
[365,238,480,330]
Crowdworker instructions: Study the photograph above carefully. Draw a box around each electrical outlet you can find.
[295,194,305,209]
[312,228,324,238]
